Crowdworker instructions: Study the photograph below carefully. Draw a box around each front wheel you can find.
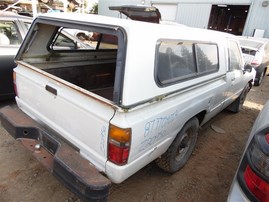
[155,117,199,173]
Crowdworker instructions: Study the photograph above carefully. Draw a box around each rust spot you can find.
[20,139,54,172]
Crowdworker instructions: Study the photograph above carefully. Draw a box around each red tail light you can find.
[265,133,269,144]
[108,124,131,165]
[108,143,130,164]
[244,165,269,202]
[251,60,261,66]
[251,55,262,67]
[244,131,269,201]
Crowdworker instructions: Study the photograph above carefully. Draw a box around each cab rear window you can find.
[155,40,219,86]
[49,27,118,51]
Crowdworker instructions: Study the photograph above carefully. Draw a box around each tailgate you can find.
[14,63,116,171]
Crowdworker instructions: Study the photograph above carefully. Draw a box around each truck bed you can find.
[45,62,116,100]
[24,53,117,101]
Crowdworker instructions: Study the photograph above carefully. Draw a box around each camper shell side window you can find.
[228,40,244,71]
[155,39,219,86]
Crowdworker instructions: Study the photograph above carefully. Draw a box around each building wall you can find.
[99,0,269,38]
[243,0,269,37]
[175,3,211,28]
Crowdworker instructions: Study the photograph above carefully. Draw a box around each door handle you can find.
[45,85,57,96]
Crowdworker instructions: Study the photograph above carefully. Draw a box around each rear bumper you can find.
[0,105,111,201]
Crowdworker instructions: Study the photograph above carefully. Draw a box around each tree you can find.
[89,2,98,14]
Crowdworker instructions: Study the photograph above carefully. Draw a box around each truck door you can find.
[226,39,245,103]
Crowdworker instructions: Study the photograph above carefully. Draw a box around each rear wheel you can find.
[255,70,265,86]
[227,84,250,113]
[155,117,199,173]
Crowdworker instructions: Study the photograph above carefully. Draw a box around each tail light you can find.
[243,132,269,201]
[244,165,269,201]
[13,72,18,97]
[251,60,261,67]
[108,124,131,165]
[251,54,262,67]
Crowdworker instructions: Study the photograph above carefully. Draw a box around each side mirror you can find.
[244,64,252,73]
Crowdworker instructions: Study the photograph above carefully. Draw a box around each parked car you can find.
[237,36,269,86]
[0,13,254,201]
[0,11,31,100]
[228,100,269,202]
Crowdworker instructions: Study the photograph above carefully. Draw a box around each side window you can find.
[195,43,219,73]
[156,41,196,84]
[156,40,219,85]
[228,40,243,71]
[0,21,22,45]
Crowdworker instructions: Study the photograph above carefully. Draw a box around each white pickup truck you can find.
[0,13,254,201]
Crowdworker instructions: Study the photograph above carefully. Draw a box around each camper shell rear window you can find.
[155,40,219,86]
[17,19,127,104]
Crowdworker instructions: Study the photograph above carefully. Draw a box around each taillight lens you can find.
[265,133,269,144]
[244,132,269,201]
[13,72,18,97]
[251,60,261,67]
[251,54,262,67]
[249,133,269,178]
[244,165,269,202]
[108,124,131,165]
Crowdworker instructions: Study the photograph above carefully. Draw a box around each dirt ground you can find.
[1,72,269,202]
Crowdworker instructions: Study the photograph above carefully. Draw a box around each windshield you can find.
[241,47,257,56]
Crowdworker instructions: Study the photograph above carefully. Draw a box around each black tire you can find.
[227,84,249,113]
[155,117,199,173]
[254,70,265,86]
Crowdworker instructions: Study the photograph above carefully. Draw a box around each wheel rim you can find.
[175,129,193,162]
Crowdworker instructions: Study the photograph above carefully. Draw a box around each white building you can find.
[98,0,269,38]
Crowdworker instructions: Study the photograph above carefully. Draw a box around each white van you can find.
[0,13,254,201]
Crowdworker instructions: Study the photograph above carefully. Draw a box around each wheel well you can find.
[248,80,253,90]
[195,110,206,125]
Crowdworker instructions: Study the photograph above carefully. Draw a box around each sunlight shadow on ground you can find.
[244,100,264,111]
